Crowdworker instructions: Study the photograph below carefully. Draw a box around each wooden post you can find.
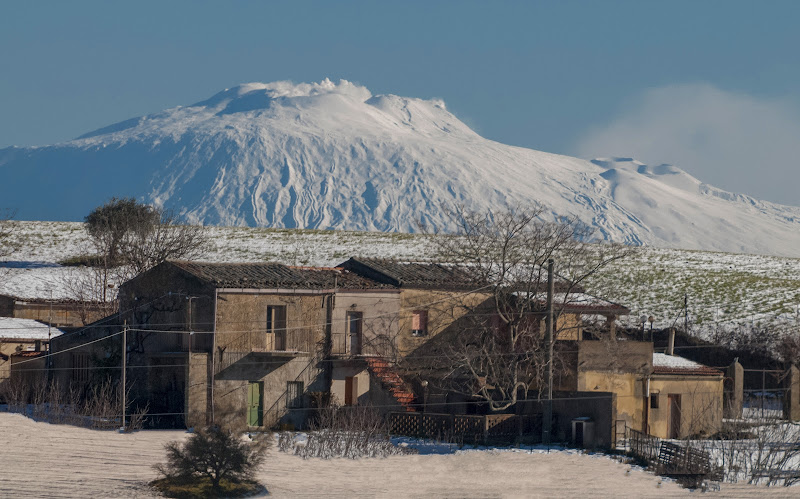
[543,258,554,447]
[785,366,800,421]
[121,321,127,431]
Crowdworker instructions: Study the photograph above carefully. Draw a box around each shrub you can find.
[279,404,416,459]
[154,424,270,495]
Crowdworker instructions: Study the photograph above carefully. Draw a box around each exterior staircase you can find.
[365,357,417,412]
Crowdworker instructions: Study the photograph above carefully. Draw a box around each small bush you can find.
[150,476,264,499]
[279,404,416,459]
[153,424,270,495]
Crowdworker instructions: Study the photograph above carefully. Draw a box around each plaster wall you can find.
[330,291,400,356]
[330,365,370,406]
[648,375,723,439]
[578,370,645,432]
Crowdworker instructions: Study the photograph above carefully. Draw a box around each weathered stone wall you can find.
[329,290,400,356]
[214,354,323,430]
[9,301,108,328]
[185,352,209,428]
[215,292,325,353]
[396,289,490,358]
[119,262,215,353]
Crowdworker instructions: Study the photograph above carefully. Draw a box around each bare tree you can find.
[85,197,206,274]
[60,265,122,324]
[86,198,160,267]
[420,205,632,411]
[119,208,207,275]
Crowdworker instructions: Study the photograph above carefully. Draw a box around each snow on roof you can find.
[0,317,64,341]
[652,353,722,376]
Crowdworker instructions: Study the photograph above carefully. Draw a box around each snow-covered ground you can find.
[0,412,793,498]
[2,220,799,339]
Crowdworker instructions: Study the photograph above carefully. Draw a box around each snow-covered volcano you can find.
[1,79,799,256]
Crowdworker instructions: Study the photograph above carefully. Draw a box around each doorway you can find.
[668,394,681,439]
[347,311,363,355]
[345,376,359,406]
[248,381,263,426]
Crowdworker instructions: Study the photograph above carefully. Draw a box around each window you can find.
[412,310,428,337]
[267,305,287,350]
[286,381,304,409]
[650,393,660,409]
[347,311,363,354]
[72,352,90,384]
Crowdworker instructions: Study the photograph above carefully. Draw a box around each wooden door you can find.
[248,381,263,426]
[347,311,363,355]
[345,376,358,406]
[668,394,681,439]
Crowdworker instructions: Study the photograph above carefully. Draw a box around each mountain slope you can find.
[1,79,799,256]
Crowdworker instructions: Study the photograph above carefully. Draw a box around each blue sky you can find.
[2,0,799,205]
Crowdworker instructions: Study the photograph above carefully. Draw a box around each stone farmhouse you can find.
[0,317,64,396]
[0,293,108,329]
[48,258,730,446]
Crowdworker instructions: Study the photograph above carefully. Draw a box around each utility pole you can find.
[684,293,689,335]
[48,290,52,351]
[121,321,127,431]
[543,258,554,448]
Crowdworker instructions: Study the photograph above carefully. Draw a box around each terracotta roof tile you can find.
[339,258,483,290]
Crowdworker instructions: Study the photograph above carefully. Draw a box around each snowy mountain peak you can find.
[1,80,800,256]
[194,78,373,111]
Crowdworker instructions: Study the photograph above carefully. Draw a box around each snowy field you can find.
[0,412,796,498]
[2,220,799,339]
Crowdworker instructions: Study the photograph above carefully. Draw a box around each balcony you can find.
[215,329,315,373]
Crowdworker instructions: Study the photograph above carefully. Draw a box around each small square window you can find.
[412,310,428,336]
[286,381,304,409]
[650,393,659,409]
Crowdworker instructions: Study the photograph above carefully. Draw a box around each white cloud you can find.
[573,84,800,206]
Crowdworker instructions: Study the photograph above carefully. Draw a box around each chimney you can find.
[667,328,675,356]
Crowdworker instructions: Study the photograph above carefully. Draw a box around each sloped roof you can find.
[339,258,484,291]
[168,261,390,290]
[0,317,64,341]
[652,353,722,376]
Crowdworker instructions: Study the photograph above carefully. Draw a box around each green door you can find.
[248,381,263,426]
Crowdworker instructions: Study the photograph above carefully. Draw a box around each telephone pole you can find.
[543,258,554,447]
[120,321,127,431]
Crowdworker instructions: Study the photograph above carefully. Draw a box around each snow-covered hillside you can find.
[2,221,799,338]
[1,79,799,256]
